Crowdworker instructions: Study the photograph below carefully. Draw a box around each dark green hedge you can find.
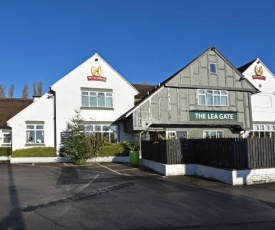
[0,147,12,156]
[99,142,130,157]
[12,147,56,157]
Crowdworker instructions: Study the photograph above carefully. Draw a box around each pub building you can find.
[239,58,275,138]
[7,53,139,152]
[116,47,259,139]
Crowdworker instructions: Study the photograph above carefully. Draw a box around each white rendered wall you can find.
[7,95,55,151]
[50,54,138,148]
[242,59,275,122]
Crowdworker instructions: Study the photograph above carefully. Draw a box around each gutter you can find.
[49,88,57,151]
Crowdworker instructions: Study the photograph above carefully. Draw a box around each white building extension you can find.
[8,53,138,152]
[239,58,275,137]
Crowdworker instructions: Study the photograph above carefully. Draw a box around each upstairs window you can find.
[198,89,228,106]
[81,91,113,108]
[210,63,217,74]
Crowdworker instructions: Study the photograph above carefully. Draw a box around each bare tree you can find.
[33,81,43,96]
[33,82,38,96]
[0,84,6,98]
[8,84,15,98]
[37,81,42,96]
[21,84,29,99]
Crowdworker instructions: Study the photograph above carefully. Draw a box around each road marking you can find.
[21,182,134,212]
[96,163,130,176]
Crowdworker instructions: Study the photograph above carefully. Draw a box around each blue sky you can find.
[1,0,275,98]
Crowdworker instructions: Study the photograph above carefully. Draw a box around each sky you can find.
[0,0,275,98]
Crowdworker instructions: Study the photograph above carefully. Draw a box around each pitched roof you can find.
[131,83,155,102]
[238,59,257,73]
[0,98,33,127]
[116,46,259,121]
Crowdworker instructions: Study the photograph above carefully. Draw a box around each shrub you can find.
[12,147,56,157]
[0,147,12,156]
[99,142,130,157]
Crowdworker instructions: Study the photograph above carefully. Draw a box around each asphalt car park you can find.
[1,161,275,230]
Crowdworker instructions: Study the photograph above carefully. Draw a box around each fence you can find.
[141,138,275,170]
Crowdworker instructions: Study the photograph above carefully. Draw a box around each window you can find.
[81,91,113,108]
[248,124,275,138]
[203,130,224,138]
[198,89,228,106]
[3,133,11,144]
[86,124,117,143]
[210,63,217,74]
[26,124,44,144]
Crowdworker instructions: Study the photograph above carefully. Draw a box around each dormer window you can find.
[210,63,217,74]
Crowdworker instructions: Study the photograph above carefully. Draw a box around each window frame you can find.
[26,124,45,144]
[198,89,229,106]
[81,90,113,109]
[209,63,217,74]
[203,130,224,139]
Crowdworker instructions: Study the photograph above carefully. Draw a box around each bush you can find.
[0,147,12,156]
[99,142,130,157]
[12,147,56,157]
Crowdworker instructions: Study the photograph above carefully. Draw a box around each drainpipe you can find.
[49,88,57,153]
[139,123,152,158]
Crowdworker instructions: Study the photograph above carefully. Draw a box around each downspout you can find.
[49,88,57,153]
[139,123,152,158]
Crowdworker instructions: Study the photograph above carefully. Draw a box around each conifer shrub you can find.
[12,147,56,157]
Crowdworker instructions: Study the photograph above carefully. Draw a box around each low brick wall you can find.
[141,159,275,185]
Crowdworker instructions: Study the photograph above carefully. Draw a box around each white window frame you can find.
[248,124,275,138]
[26,124,44,144]
[209,63,217,74]
[198,89,228,106]
[3,132,11,144]
[85,124,118,143]
[203,130,224,138]
[81,91,113,108]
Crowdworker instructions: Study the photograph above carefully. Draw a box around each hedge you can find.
[12,147,56,157]
[99,142,130,157]
[0,147,12,156]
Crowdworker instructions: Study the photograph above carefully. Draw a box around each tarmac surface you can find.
[1,161,275,230]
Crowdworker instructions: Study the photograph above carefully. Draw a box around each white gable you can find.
[241,58,275,122]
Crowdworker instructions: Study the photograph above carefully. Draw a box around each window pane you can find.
[90,97,97,107]
[3,134,11,143]
[95,125,101,131]
[27,131,35,143]
[206,95,213,105]
[199,95,205,105]
[214,96,220,105]
[82,92,89,106]
[27,125,34,129]
[98,93,105,107]
[221,96,228,105]
[36,131,44,143]
[106,97,113,107]
[210,63,216,73]
[36,125,43,129]
[198,89,205,94]
[103,126,110,131]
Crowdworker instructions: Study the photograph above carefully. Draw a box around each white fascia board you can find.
[51,53,139,94]
[243,58,275,78]
[7,94,47,125]
[124,85,164,118]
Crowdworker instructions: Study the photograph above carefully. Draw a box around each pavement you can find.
[1,161,275,230]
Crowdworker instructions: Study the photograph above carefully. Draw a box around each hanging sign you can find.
[87,66,107,82]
